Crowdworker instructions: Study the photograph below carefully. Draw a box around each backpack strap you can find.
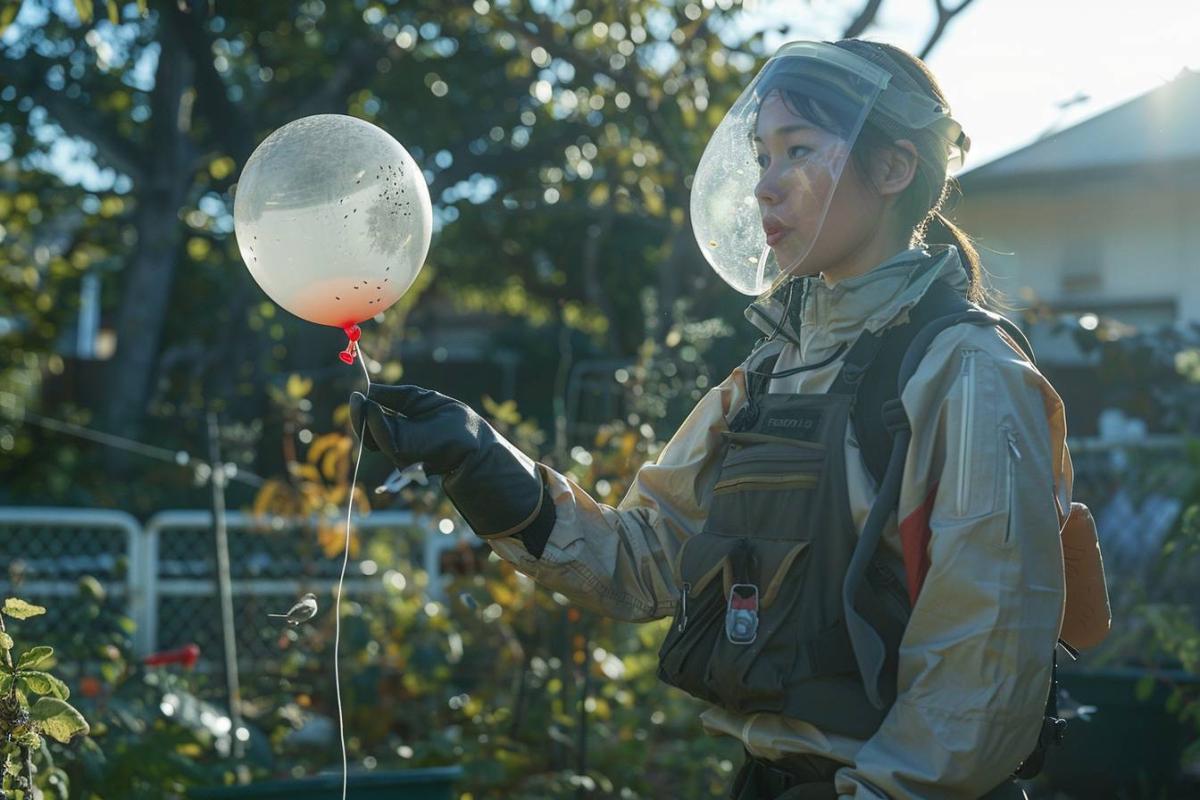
[851,280,1037,487]
[729,349,780,432]
[1014,650,1068,779]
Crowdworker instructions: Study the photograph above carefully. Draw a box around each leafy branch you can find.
[0,599,89,800]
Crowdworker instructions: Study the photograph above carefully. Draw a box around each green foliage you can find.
[1,602,45,623]
[20,576,240,799]
[30,699,88,745]
[1065,320,1200,780]
[15,648,54,673]
[0,597,90,799]
[234,534,742,798]
[0,0,769,512]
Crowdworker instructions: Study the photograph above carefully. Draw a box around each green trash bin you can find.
[190,766,463,800]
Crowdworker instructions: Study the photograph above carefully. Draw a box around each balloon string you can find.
[336,340,371,800]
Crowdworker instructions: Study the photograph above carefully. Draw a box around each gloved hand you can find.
[349,385,556,557]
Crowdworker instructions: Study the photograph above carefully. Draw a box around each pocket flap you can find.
[677,537,812,607]
[759,541,809,608]
[675,535,740,598]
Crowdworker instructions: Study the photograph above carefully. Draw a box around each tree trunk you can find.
[655,209,696,345]
[101,16,192,466]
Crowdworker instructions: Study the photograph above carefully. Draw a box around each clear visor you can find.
[691,41,969,295]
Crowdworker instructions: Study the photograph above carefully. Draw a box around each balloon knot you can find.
[339,323,362,364]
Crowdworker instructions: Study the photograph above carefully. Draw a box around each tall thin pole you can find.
[208,411,244,759]
[575,616,591,800]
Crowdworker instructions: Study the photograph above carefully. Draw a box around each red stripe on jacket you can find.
[899,482,939,605]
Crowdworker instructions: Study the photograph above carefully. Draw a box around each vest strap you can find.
[826,331,886,397]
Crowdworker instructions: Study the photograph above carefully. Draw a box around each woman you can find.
[352,39,1075,800]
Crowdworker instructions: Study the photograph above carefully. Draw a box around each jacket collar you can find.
[743,244,970,359]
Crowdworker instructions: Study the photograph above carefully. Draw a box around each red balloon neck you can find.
[338,323,363,364]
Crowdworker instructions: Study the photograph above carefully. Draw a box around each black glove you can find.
[349,384,555,558]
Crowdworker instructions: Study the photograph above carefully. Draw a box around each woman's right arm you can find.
[485,363,748,623]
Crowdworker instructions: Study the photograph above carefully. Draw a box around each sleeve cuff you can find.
[514,481,556,559]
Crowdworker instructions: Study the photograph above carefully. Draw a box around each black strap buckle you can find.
[1013,715,1067,780]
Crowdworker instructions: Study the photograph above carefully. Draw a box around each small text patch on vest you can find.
[762,410,823,441]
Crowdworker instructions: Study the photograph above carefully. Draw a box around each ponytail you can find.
[921,209,988,307]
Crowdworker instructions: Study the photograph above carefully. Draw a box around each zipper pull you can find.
[1006,428,1023,461]
[677,582,691,632]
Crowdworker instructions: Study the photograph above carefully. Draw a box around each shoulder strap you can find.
[854,282,1035,486]
[729,348,780,432]
[851,281,968,485]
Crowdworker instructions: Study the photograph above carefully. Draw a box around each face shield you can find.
[690,41,971,296]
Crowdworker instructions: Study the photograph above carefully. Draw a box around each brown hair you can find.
[759,39,990,306]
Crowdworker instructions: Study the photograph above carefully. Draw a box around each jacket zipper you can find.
[1005,427,1022,462]
[1003,425,1022,545]
[678,582,691,632]
[956,350,977,516]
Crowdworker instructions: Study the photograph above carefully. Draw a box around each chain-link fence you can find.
[0,508,140,665]
[0,507,468,672]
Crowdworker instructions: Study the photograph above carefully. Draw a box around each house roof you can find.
[957,68,1200,189]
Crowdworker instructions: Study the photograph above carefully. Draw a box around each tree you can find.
[1,0,978,504]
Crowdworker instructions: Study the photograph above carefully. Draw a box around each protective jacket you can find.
[486,244,1074,799]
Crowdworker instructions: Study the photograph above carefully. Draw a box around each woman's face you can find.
[753,91,910,280]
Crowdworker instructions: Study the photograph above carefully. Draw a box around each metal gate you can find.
[0,507,469,664]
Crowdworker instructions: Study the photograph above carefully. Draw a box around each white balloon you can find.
[233,114,432,328]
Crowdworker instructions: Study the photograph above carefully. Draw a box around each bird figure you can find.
[268,592,318,626]
[374,461,429,496]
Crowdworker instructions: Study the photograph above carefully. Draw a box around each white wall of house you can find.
[956,174,1200,327]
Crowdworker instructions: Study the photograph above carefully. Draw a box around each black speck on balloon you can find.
[353,286,358,290]
[336,295,341,300]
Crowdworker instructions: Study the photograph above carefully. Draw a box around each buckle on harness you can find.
[726,583,759,645]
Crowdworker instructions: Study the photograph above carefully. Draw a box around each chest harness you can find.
[656,276,1067,778]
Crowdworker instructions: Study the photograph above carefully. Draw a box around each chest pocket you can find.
[705,431,827,541]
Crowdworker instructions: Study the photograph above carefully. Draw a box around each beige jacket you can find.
[488,245,1072,799]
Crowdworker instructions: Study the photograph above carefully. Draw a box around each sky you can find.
[743,0,1200,174]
